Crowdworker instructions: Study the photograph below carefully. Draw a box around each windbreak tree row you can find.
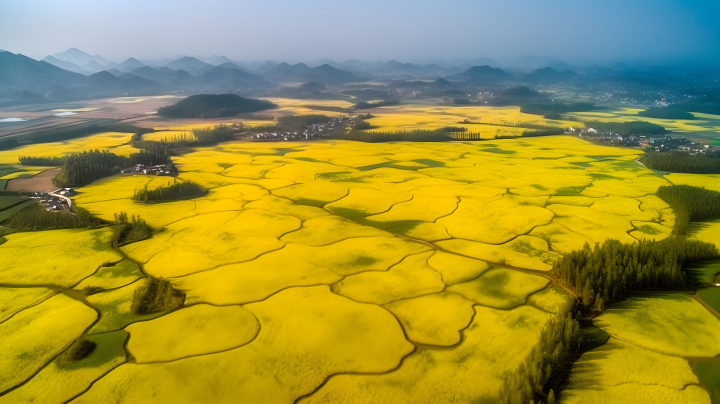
[641,151,720,174]
[555,185,720,312]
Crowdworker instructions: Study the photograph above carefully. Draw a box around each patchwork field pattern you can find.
[3,134,715,403]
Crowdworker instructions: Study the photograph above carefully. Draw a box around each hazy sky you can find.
[2,0,719,66]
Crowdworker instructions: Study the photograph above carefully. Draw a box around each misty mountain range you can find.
[0,47,712,107]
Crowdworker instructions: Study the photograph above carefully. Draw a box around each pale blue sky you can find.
[1,0,718,65]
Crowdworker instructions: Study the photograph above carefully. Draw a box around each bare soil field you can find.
[0,96,185,138]
[6,168,60,192]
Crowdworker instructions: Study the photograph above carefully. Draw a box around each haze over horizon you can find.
[2,0,719,67]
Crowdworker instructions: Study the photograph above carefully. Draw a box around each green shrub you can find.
[113,212,153,246]
[58,338,97,364]
[133,180,207,202]
[131,276,185,314]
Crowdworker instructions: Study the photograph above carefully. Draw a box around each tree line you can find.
[555,237,719,311]
[580,120,667,136]
[3,203,104,229]
[51,149,172,188]
[555,184,720,312]
[157,94,277,118]
[501,311,580,404]
[133,180,207,202]
[276,114,332,130]
[21,148,170,170]
[641,150,720,174]
[656,185,720,235]
[334,128,481,142]
[638,106,695,120]
[2,202,155,248]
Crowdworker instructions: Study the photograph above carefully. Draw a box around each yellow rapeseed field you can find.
[0,294,97,392]
[126,305,259,362]
[561,338,710,404]
[594,293,720,357]
[0,228,122,286]
[0,331,128,404]
[6,126,719,401]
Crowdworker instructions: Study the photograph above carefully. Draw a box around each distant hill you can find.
[195,66,269,87]
[0,51,85,91]
[0,51,169,105]
[467,57,500,68]
[82,60,110,73]
[217,62,248,71]
[525,67,576,84]
[52,47,114,67]
[265,62,311,81]
[157,94,277,118]
[130,66,194,87]
[299,81,327,91]
[274,81,328,98]
[116,57,145,72]
[450,65,510,83]
[257,60,279,73]
[165,57,214,75]
[200,55,235,66]
[84,71,162,96]
[105,68,124,76]
[42,55,88,74]
[295,64,362,85]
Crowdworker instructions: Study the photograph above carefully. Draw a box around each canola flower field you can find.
[2,117,720,402]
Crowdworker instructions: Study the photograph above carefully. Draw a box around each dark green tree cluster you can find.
[52,150,128,187]
[157,94,277,118]
[641,151,720,174]
[638,98,720,118]
[112,212,153,246]
[18,155,65,166]
[4,203,104,229]
[129,149,173,167]
[21,149,170,170]
[580,120,667,136]
[638,106,695,120]
[131,276,185,314]
[656,185,720,235]
[191,125,235,144]
[276,114,332,130]
[555,238,719,311]
[133,180,207,202]
[501,312,580,404]
[335,129,464,142]
[353,119,374,130]
[45,148,173,188]
[58,338,97,364]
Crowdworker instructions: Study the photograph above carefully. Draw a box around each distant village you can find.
[574,127,719,155]
[251,117,349,141]
[28,188,76,212]
[120,163,177,176]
